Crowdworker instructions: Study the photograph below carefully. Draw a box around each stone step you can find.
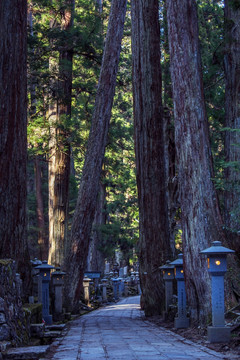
[2,345,50,360]
[45,324,65,332]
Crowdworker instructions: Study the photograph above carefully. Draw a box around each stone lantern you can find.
[200,241,235,343]
[170,254,189,329]
[35,260,55,324]
[30,258,42,301]
[160,260,175,317]
[51,268,66,321]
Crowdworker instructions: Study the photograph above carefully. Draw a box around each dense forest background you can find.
[1,0,240,324]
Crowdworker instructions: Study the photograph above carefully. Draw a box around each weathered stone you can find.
[0,298,5,312]
[0,325,10,341]
[0,313,6,324]
[3,345,50,359]
[30,324,45,338]
[0,260,30,345]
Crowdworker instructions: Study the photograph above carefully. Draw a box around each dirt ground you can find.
[147,315,240,357]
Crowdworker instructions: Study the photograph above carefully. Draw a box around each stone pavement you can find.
[41,296,238,360]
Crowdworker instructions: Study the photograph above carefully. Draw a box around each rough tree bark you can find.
[131,0,172,316]
[86,182,106,273]
[34,157,48,261]
[224,0,240,257]
[0,0,31,292]
[48,0,74,267]
[166,0,226,323]
[65,0,127,308]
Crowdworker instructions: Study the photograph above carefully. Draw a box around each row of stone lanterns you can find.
[161,241,234,343]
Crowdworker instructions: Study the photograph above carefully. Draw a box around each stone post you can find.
[112,278,119,301]
[101,279,108,303]
[83,277,91,306]
[124,280,129,297]
[51,268,66,321]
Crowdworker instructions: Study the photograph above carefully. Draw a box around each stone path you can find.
[41,296,238,360]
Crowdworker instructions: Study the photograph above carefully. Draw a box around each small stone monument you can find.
[83,277,91,306]
[124,279,129,297]
[200,241,235,343]
[170,254,189,329]
[112,278,119,301]
[51,268,66,321]
[35,261,55,325]
[101,279,108,303]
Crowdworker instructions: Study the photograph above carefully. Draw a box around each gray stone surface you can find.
[3,345,50,359]
[40,296,238,360]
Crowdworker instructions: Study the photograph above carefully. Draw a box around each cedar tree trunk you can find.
[65,0,127,308]
[224,0,240,256]
[48,1,73,267]
[166,0,226,324]
[131,0,172,316]
[0,0,31,292]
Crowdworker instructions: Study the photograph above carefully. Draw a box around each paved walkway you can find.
[42,296,237,360]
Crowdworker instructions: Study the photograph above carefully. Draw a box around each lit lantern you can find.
[170,254,189,329]
[160,261,174,318]
[200,241,235,343]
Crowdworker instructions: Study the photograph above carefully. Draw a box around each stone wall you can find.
[0,259,30,345]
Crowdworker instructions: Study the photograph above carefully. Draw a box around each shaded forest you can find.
[0,0,240,324]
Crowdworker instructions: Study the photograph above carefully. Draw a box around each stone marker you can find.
[101,279,108,303]
[83,277,91,306]
[51,268,66,321]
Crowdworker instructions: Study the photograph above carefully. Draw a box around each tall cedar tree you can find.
[131,0,172,316]
[0,0,31,292]
[65,0,127,307]
[48,0,74,267]
[224,0,240,256]
[166,0,226,323]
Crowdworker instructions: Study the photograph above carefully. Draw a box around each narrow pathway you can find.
[42,296,237,360]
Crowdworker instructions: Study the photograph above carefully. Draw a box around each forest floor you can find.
[147,315,240,358]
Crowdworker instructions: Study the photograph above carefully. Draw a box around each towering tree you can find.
[48,0,74,267]
[166,0,226,323]
[223,0,240,256]
[131,0,172,316]
[65,0,127,307]
[0,0,31,291]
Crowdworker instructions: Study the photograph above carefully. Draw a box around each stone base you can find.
[207,326,231,343]
[43,314,52,325]
[174,316,189,329]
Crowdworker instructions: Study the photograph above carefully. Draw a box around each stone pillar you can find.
[83,277,91,306]
[51,269,66,321]
[124,280,129,297]
[101,279,108,303]
[112,278,119,301]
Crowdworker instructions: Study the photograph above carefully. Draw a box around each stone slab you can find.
[207,326,231,343]
[3,345,50,359]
